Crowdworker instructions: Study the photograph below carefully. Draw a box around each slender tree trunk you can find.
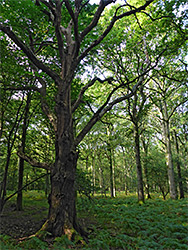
[163,102,177,199]
[91,155,96,195]
[122,147,129,195]
[144,167,151,199]
[107,145,115,198]
[17,94,30,210]
[16,157,24,210]
[25,173,28,191]
[142,137,151,199]
[0,99,24,213]
[98,153,104,195]
[99,167,104,195]
[85,155,89,171]
[106,125,115,198]
[174,131,184,199]
[134,124,145,203]
[0,152,11,212]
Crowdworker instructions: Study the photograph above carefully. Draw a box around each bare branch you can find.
[64,0,76,21]
[60,21,75,54]
[37,0,56,22]
[179,59,188,73]
[4,75,57,132]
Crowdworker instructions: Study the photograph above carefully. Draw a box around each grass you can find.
[0,191,188,249]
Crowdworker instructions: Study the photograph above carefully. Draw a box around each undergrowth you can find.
[0,192,187,249]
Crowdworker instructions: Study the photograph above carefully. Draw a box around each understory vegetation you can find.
[0,191,187,249]
[1,0,188,246]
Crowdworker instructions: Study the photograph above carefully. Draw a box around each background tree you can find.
[93,0,187,201]
[149,60,187,199]
[16,92,31,211]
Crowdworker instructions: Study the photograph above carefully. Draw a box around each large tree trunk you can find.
[39,88,86,238]
[134,124,145,203]
[47,148,79,237]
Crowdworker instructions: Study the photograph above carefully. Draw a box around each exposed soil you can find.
[0,201,47,239]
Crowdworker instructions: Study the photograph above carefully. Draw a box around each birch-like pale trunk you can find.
[162,101,177,199]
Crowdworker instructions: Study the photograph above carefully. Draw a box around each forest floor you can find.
[0,200,47,238]
[0,191,188,249]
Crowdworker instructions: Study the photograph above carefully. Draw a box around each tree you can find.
[16,92,31,211]
[95,0,188,201]
[0,95,25,212]
[173,129,184,199]
[149,60,187,199]
[171,103,188,199]
[141,128,152,199]
[147,146,169,200]
[1,0,155,238]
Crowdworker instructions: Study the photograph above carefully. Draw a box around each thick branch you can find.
[74,75,145,146]
[79,0,154,61]
[72,76,113,113]
[36,76,57,132]
[64,0,76,22]
[54,1,64,67]
[0,25,61,83]
[168,99,188,121]
[4,79,57,132]
[75,45,166,146]
[63,0,80,55]
[17,151,51,171]
[80,0,115,40]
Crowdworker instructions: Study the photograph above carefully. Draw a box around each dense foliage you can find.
[0,0,187,245]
